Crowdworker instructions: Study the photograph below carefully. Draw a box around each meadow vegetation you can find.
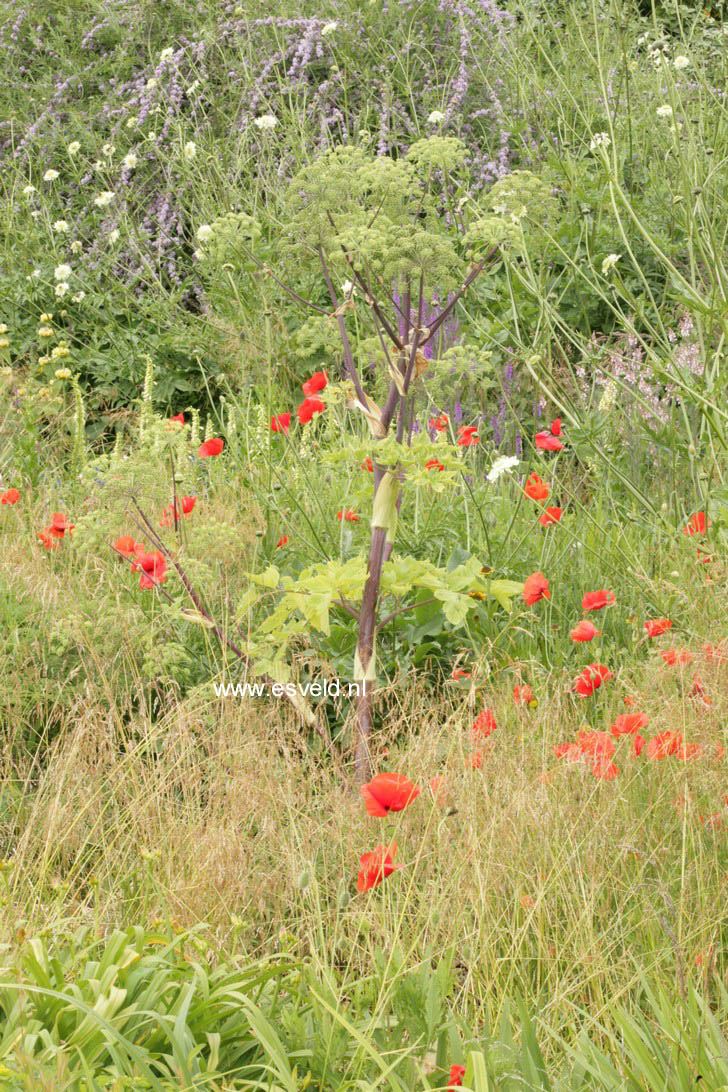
[0,0,726,1087]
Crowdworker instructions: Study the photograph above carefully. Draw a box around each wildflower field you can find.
[0,0,727,1087]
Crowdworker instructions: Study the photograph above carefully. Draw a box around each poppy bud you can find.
[297,868,311,892]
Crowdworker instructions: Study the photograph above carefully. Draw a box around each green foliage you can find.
[237,552,524,683]
[570,979,728,1091]
[0,925,295,1088]
[5,929,724,1090]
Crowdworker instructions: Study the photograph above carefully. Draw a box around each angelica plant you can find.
[229,141,557,780]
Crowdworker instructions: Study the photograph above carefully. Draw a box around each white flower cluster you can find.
[486,455,520,483]
[589,132,611,152]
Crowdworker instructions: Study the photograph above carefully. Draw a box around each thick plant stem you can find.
[354,523,387,783]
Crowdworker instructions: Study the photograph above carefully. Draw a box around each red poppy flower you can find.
[360,772,420,817]
[457,425,479,447]
[578,730,615,759]
[452,667,472,680]
[702,642,726,664]
[538,506,562,526]
[676,741,703,762]
[570,620,601,642]
[169,412,185,424]
[198,437,224,457]
[429,412,448,432]
[136,550,168,590]
[523,571,550,605]
[302,370,327,397]
[113,535,143,558]
[448,1064,466,1087]
[610,712,649,737]
[534,431,564,451]
[425,458,444,472]
[523,472,550,501]
[337,507,359,522]
[467,750,483,768]
[661,648,692,666]
[362,457,374,472]
[633,734,647,757]
[271,412,291,434]
[646,730,682,759]
[159,495,197,527]
[592,758,619,780]
[38,531,58,551]
[683,512,707,536]
[472,708,497,738]
[49,512,73,537]
[276,535,288,548]
[573,663,612,697]
[689,674,712,705]
[0,488,20,505]
[513,684,534,704]
[644,618,672,638]
[357,842,401,892]
[297,397,325,424]
[44,512,74,541]
[550,418,562,436]
[581,589,615,611]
